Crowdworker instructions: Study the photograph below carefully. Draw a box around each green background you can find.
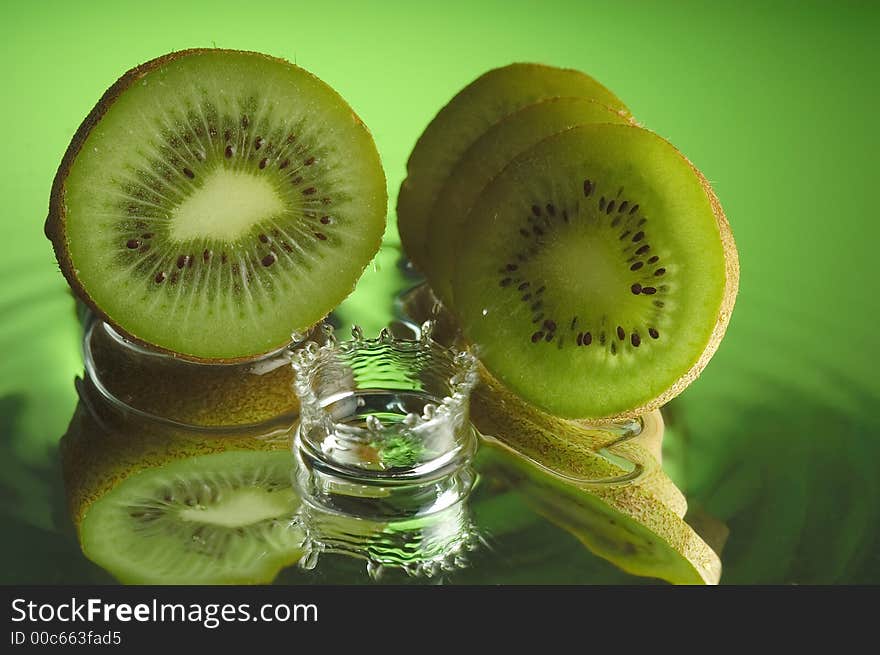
[1,0,878,583]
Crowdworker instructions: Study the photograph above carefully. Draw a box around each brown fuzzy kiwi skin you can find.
[87,320,301,427]
[46,48,383,364]
[60,398,291,528]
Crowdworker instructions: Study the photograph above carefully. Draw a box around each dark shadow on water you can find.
[672,365,880,584]
[0,393,113,583]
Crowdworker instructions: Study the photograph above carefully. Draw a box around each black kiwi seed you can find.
[259,233,269,243]
[320,216,332,225]
[182,167,195,179]
[630,261,643,271]
[636,245,650,255]
[654,268,666,276]
[126,239,140,249]
[631,333,641,347]
[544,332,554,342]
[261,253,276,267]
[224,145,234,158]
[577,332,583,346]
[606,200,615,214]
[629,204,639,214]
[632,231,645,242]
[618,200,629,213]
[642,286,657,295]
[631,283,642,295]
[649,328,660,339]
[531,205,542,217]
[518,282,530,291]
[259,158,268,169]
[531,331,544,343]
[546,203,556,216]
[314,232,327,241]
[583,179,593,197]
[582,331,592,345]
[154,272,166,284]
[648,255,659,264]
[279,158,290,169]
[254,136,263,149]
[617,326,625,341]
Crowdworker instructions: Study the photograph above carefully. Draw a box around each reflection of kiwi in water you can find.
[61,402,303,584]
[425,97,629,305]
[397,63,632,273]
[477,439,720,585]
[86,320,300,427]
[46,49,387,361]
[453,124,739,420]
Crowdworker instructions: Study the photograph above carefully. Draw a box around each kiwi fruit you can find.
[453,123,739,419]
[425,97,629,305]
[46,49,387,361]
[61,400,303,584]
[477,438,720,584]
[85,318,301,427]
[397,63,631,273]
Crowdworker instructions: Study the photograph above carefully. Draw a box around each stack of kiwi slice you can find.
[398,63,738,421]
[398,64,739,582]
[46,49,388,583]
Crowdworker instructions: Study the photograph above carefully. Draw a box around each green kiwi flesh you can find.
[62,403,302,584]
[397,63,631,272]
[453,124,738,419]
[47,49,387,361]
[425,97,629,305]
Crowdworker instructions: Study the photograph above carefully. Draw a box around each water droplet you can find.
[299,547,320,570]
[366,560,385,580]
[481,308,488,316]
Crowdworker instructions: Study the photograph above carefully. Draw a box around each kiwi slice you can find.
[61,402,303,584]
[397,63,632,272]
[453,124,739,419]
[425,98,629,305]
[46,49,387,361]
